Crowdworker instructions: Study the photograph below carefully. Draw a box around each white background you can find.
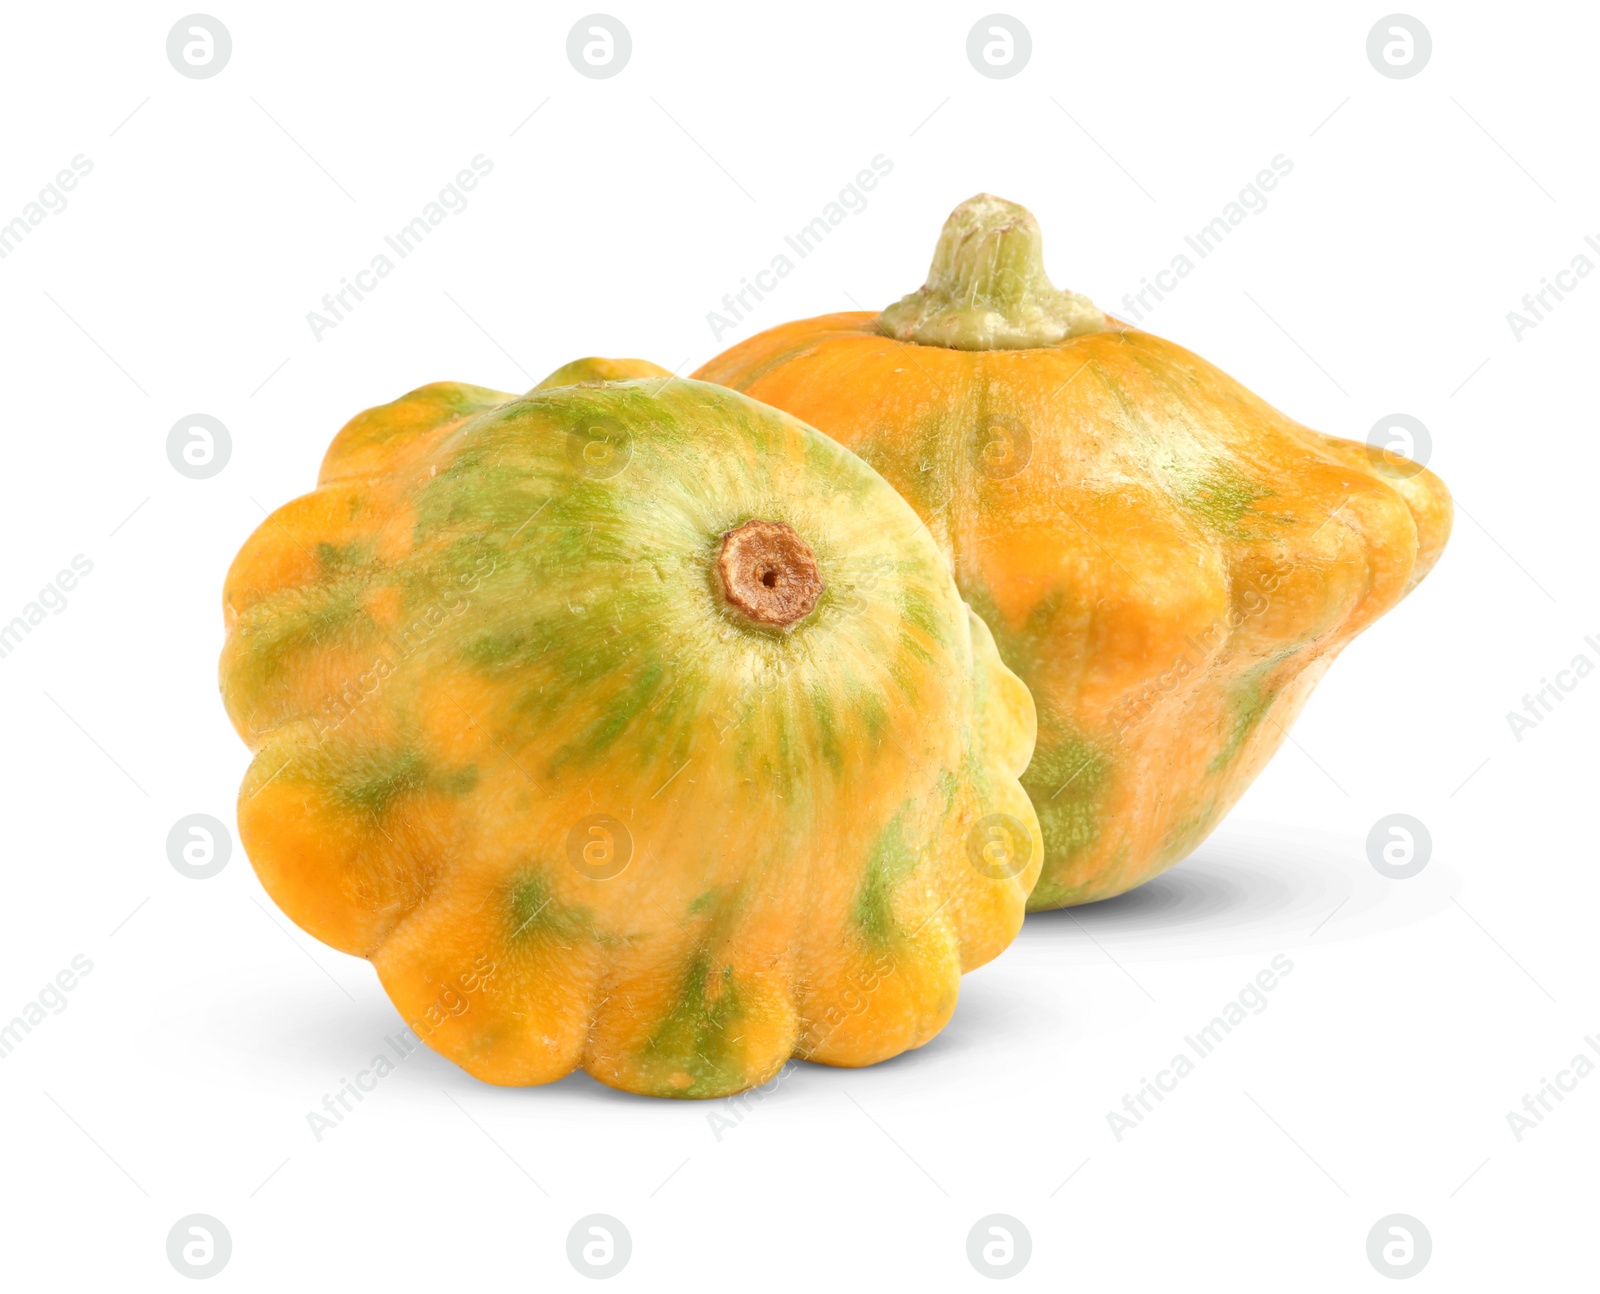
[1,1,1593,1288]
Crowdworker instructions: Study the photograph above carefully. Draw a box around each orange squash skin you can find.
[219,372,1040,1096]
[696,312,1451,908]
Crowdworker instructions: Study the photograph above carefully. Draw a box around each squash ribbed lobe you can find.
[220,362,1040,1096]
[696,198,1453,909]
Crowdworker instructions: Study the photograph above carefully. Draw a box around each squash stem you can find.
[717,520,824,627]
[877,194,1107,350]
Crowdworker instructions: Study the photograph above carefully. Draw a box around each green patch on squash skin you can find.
[1207,671,1277,775]
[404,534,497,591]
[858,695,889,745]
[956,573,1086,714]
[1181,469,1262,534]
[1030,842,1131,909]
[855,391,977,518]
[807,684,843,774]
[641,953,745,1097]
[236,583,370,694]
[1177,464,1287,542]
[315,540,367,573]
[895,585,949,652]
[853,811,918,944]
[883,646,931,715]
[1102,352,1284,542]
[332,748,478,818]
[1151,453,1294,545]
[558,659,670,766]
[507,873,594,944]
[1020,732,1109,903]
[337,748,427,817]
[302,588,365,640]
[462,629,535,669]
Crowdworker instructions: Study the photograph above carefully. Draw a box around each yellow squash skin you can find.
[219,367,1040,1097]
[695,196,1452,910]
[532,356,672,389]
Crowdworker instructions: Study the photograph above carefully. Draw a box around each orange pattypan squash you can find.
[219,361,1040,1097]
[696,195,1451,909]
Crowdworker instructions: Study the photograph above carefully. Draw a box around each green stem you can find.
[877,194,1106,350]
